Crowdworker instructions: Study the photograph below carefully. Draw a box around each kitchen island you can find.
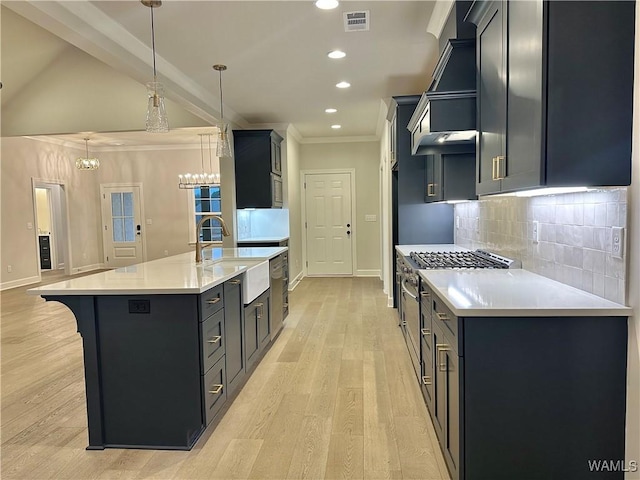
[27,247,286,451]
[418,269,631,480]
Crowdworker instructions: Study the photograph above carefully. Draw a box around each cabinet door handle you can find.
[436,312,449,322]
[496,155,506,180]
[422,375,432,386]
[229,279,241,285]
[421,328,431,336]
[427,183,436,197]
[492,156,498,180]
[436,344,451,372]
[420,291,430,299]
[208,384,223,395]
[207,335,222,344]
[206,297,221,305]
[256,302,264,319]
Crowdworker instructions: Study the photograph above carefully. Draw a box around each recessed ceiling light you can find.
[328,50,346,59]
[336,81,351,89]
[315,0,339,10]
[331,125,342,129]
[325,108,337,113]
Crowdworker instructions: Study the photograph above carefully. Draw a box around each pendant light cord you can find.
[218,70,224,120]
[150,5,157,81]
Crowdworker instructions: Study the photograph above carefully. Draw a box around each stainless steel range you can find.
[397,249,520,380]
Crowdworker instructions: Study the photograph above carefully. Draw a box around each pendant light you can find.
[142,0,169,133]
[213,64,232,158]
[76,138,100,170]
[178,133,221,189]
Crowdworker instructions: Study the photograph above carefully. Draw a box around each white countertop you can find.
[27,247,287,296]
[237,236,289,243]
[419,269,631,317]
[395,244,469,256]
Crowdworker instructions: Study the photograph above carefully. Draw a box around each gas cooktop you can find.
[409,249,521,270]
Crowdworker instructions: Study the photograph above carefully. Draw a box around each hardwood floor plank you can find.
[332,387,364,436]
[324,433,364,480]
[394,416,444,480]
[210,439,263,479]
[286,415,332,480]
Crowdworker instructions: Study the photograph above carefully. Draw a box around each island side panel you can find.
[463,315,628,480]
[96,294,204,449]
[45,295,105,450]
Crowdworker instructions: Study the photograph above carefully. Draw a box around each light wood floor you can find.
[1,275,449,480]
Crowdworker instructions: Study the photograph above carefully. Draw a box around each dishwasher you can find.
[269,255,284,340]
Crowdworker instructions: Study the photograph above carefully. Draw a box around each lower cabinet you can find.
[223,279,245,396]
[417,280,628,480]
[203,355,227,425]
[244,289,271,371]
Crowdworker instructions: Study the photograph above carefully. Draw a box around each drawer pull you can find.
[436,344,451,372]
[229,279,241,285]
[206,297,221,305]
[208,384,223,395]
[207,335,222,344]
[422,375,432,386]
[420,291,430,298]
[256,302,264,319]
[421,328,431,336]
[436,312,449,322]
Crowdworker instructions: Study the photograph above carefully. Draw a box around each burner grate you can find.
[409,250,512,270]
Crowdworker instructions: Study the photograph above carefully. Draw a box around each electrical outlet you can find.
[26,222,33,230]
[532,221,539,243]
[146,218,153,225]
[164,250,169,256]
[612,227,624,259]
[7,265,12,273]
[364,214,377,222]
[456,216,460,228]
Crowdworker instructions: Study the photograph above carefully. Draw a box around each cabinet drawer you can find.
[201,309,225,374]
[432,295,459,351]
[203,355,227,425]
[200,284,224,320]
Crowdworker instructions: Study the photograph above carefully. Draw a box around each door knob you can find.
[346,223,351,227]
[347,231,351,235]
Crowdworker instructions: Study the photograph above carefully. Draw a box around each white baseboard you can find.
[356,269,381,277]
[1,275,41,291]
[71,263,105,275]
[288,271,304,291]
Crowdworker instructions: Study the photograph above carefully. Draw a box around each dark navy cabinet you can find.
[233,130,284,208]
[424,148,476,203]
[223,279,245,395]
[244,289,270,371]
[468,0,635,195]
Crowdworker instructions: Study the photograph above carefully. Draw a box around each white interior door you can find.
[305,172,353,276]
[101,185,144,268]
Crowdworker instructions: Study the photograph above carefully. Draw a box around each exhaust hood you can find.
[408,35,477,155]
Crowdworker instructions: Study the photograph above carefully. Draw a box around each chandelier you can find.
[76,138,100,170]
[178,133,220,189]
[142,0,169,133]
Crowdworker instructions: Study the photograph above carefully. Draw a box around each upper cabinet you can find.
[233,130,284,209]
[467,0,635,195]
[425,149,476,203]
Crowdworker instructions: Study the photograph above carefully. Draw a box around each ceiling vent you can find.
[343,11,370,32]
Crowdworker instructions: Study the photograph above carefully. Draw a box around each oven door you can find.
[401,277,421,381]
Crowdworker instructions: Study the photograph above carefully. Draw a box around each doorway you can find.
[100,184,146,268]
[302,170,355,276]
[32,179,71,278]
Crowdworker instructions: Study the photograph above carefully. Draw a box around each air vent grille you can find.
[344,11,370,32]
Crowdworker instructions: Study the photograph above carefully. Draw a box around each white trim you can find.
[24,135,204,152]
[100,182,147,265]
[71,263,105,275]
[288,271,304,291]
[356,269,381,277]
[300,135,379,144]
[387,294,394,308]
[301,168,357,277]
[426,0,455,39]
[0,276,42,292]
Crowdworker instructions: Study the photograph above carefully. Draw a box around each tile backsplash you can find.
[236,208,290,240]
[454,188,628,304]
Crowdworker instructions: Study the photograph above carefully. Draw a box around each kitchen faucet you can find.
[195,215,230,263]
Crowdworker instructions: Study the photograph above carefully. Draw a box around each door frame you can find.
[100,183,147,266]
[31,178,72,278]
[300,168,356,277]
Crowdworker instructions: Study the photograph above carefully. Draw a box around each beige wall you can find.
[284,130,302,284]
[300,141,381,275]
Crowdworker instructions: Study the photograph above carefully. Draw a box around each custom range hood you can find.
[408,2,477,154]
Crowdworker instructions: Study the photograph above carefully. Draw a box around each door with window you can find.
[304,172,353,276]
[101,185,145,267]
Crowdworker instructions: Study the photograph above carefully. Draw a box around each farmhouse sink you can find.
[212,258,269,304]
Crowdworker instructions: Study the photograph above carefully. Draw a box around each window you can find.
[194,186,223,242]
[111,192,135,242]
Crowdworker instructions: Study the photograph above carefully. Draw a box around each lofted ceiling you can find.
[2,1,454,147]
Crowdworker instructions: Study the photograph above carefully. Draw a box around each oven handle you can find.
[401,280,418,301]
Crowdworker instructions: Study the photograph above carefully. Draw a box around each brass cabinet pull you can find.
[492,156,498,180]
[436,312,449,322]
[496,155,506,180]
[427,183,436,197]
[229,279,241,285]
[208,384,223,395]
[422,375,432,386]
[436,344,450,372]
[206,297,221,305]
[207,335,222,344]
[421,328,431,336]
[256,302,264,319]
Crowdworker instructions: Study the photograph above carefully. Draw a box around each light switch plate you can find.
[532,221,539,244]
[364,214,377,222]
[612,227,624,259]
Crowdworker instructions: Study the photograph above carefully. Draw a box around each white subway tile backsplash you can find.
[455,188,627,305]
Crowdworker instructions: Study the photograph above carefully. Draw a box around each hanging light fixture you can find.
[142,0,169,133]
[178,133,221,189]
[76,138,100,170]
[213,64,232,158]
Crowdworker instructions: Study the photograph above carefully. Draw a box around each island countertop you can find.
[419,269,631,317]
[27,246,287,296]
